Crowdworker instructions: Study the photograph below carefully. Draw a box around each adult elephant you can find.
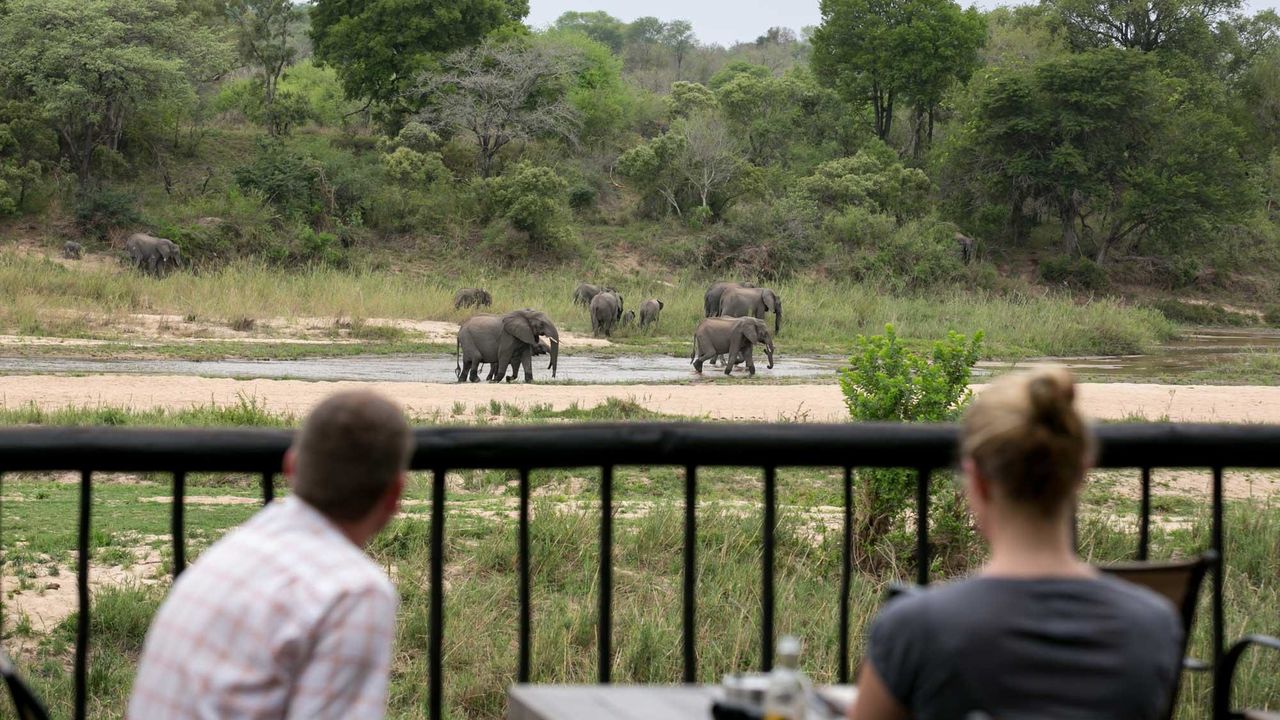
[456,310,560,383]
[590,291,623,337]
[719,286,782,335]
[691,317,775,376]
[573,283,614,307]
[703,281,756,317]
[125,233,181,276]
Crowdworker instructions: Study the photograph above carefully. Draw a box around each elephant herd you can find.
[452,279,781,383]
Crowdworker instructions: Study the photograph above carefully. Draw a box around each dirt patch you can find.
[1,547,163,633]
[142,495,258,505]
[5,375,1280,423]
[1098,468,1280,502]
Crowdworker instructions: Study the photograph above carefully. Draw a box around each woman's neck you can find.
[981,507,1095,579]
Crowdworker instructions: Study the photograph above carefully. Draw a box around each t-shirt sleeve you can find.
[866,594,928,708]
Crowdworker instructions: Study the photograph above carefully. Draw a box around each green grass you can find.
[0,251,1176,360]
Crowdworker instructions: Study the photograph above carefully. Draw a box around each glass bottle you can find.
[763,635,810,720]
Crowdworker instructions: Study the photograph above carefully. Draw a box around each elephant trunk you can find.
[774,301,782,335]
[546,325,560,378]
[765,340,775,369]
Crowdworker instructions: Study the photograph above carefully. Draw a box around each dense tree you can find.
[310,0,528,109]
[0,0,231,181]
[943,48,1252,261]
[411,39,581,177]
[660,20,696,80]
[552,10,625,52]
[616,113,757,219]
[227,0,304,136]
[1045,0,1239,52]
[811,0,984,145]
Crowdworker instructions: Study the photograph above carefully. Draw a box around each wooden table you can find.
[508,684,858,720]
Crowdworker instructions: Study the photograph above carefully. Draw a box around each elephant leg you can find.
[457,360,468,383]
[745,347,756,376]
[521,348,534,383]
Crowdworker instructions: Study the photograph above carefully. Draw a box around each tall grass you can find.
[0,252,1174,358]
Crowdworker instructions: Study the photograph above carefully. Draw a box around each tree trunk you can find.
[1060,201,1080,255]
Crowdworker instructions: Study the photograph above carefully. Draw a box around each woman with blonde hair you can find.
[850,369,1182,720]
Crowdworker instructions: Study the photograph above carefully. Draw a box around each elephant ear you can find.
[763,290,777,313]
[740,320,760,343]
[657,300,664,309]
[503,313,537,345]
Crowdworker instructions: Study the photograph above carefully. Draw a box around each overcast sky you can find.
[527,0,1279,47]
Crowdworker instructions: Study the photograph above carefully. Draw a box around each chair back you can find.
[1099,552,1216,720]
[0,649,51,720]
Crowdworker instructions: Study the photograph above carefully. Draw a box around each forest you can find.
[1,0,1279,305]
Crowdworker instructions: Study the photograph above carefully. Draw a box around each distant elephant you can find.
[125,233,180,276]
[453,288,493,310]
[639,299,664,328]
[703,281,757,317]
[573,283,615,307]
[590,291,623,337]
[719,286,781,335]
[691,317,775,376]
[456,309,559,383]
[621,310,636,326]
[62,241,83,260]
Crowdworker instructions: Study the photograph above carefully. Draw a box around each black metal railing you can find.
[1,422,1277,720]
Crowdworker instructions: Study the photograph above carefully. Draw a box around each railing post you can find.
[1138,467,1151,561]
[599,465,614,684]
[429,468,446,719]
[75,470,91,720]
[916,468,930,587]
[839,467,853,684]
[762,466,776,672]
[1212,466,1224,670]
[261,471,275,505]
[518,468,532,684]
[682,465,697,684]
[171,471,186,578]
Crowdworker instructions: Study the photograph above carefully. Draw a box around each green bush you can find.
[699,198,828,279]
[1151,299,1257,327]
[478,163,576,262]
[1264,305,1280,327]
[796,140,931,221]
[840,325,983,573]
[1038,255,1109,291]
[381,147,447,187]
[823,205,896,248]
[233,140,322,219]
[843,218,965,290]
[73,187,140,240]
[568,183,597,211]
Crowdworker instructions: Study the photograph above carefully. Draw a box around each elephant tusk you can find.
[548,337,559,344]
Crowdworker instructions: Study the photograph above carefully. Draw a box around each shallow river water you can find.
[0,328,1274,383]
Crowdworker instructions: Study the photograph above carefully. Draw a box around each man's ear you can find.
[383,472,406,515]
[283,448,297,490]
[963,457,990,503]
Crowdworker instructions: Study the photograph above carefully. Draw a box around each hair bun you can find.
[1028,369,1076,433]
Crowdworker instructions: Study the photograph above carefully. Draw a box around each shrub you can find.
[823,205,896,249]
[233,140,322,219]
[486,163,574,251]
[842,217,965,290]
[699,198,828,279]
[1038,255,1109,291]
[1151,299,1257,327]
[795,140,931,221]
[568,183,597,211]
[840,325,983,573]
[74,187,140,240]
[1265,305,1280,327]
[381,147,448,187]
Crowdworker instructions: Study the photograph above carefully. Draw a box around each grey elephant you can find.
[639,299,664,328]
[590,291,623,337]
[62,241,83,260]
[125,233,181,276]
[573,283,615,307]
[621,310,636,326]
[703,281,757,317]
[455,309,560,383]
[719,286,782,335]
[691,317,775,376]
[453,288,493,310]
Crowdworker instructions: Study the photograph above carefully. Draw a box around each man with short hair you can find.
[129,390,413,720]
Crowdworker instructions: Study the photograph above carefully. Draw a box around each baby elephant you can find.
[692,317,775,377]
[453,288,493,310]
[62,241,83,260]
[621,310,636,326]
[639,299,663,328]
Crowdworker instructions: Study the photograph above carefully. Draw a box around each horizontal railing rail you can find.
[0,422,1270,720]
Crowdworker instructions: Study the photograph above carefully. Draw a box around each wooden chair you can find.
[1099,552,1217,720]
[1215,634,1280,720]
[0,649,50,720]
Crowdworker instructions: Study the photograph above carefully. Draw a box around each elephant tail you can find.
[691,335,698,364]
[454,336,461,380]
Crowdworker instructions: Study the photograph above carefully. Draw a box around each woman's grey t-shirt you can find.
[867,575,1182,720]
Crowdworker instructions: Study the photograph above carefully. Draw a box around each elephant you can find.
[455,309,559,383]
[590,291,623,337]
[573,283,615,307]
[621,310,636,326]
[125,233,180,276]
[62,241,83,260]
[639,299,664,328]
[703,281,757,317]
[691,317,775,376]
[719,286,782,335]
[453,288,493,310]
